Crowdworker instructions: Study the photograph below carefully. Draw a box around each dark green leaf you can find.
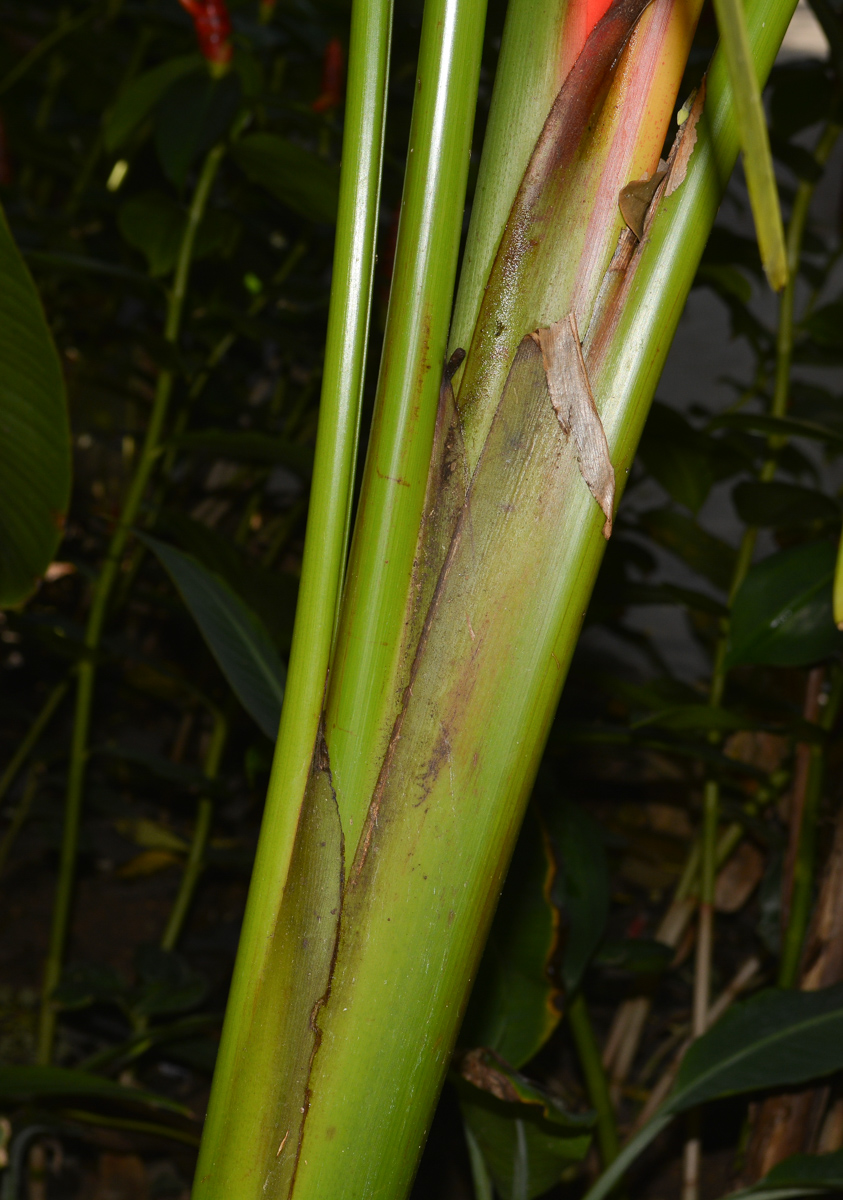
[52,963,127,1010]
[460,809,560,1069]
[231,133,340,224]
[769,133,824,183]
[0,1066,188,1115]
[546,800,609,995]
[802,300,843,351]
[673,985,843,1110]
[632,705,752,733]
[638,508,736,592]
[709,412,843,449]
[104,55,203,151]
[585,986,843,1200]
[118,192,239,277]
[727,1149,843,1200]
[133,945,208,1018]
[638,403,715,513]
[140,535,286,738]
[727,541,843,668]
[696,263,753,304]
[769,63,835,138]
[460,1082,592,1200]
[159,512,299,652]
[733,482,841,529]
[154,72,241,188]
[172,429,314,476]
[593,938,674,974]
[0,207,71,607]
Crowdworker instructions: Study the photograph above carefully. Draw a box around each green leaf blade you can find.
[140,535,285,738]
[0,208,71,607]
[711,0,788,289]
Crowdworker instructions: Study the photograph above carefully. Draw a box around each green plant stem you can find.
[37,142,226,1067]
[160,709,227,953]
[193,0,393,1176]
[779,665,843,987]
[568,991,619,1168]
[0,678,68,806]
[0,5,98,97]
[0,763,44,878]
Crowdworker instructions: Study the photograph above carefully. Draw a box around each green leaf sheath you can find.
[0,205,70,607]
[322,0,489,844]
[192,0,393,1185]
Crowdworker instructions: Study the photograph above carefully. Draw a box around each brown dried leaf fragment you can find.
[619,165,667,240]
[665,79,706,198]
[537,312,615,537]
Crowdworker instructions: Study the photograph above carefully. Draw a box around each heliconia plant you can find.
[187,0,806,1195]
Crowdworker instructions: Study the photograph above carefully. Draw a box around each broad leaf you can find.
[0,1066,188,1115]
[118,192,238,277]
[154,72,242,188]
[0,208,71,607]
[727,541,843,668]
[231,133,340,224]
[133,945,208,1018]
[638,508,736,592]
[585,986,843,1200]
[140,535,285,739]
[638,403,715,514]
[546,800,609,995]
[104,55,203,151]
[710,412,843,450]
[733,481,841,528]
[460,808,560,1068]
[726,1149,843,1200]
[460,1081,592,1200]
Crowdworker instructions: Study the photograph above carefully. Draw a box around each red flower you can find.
[312,38,344,113]
[178,0,233,67]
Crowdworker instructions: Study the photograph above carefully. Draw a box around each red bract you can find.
[312,37,344,112]
[178,0,233,67]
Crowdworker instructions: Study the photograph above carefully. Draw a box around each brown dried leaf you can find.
[714,842,765,913]
[537,312,615,537]
[619,166,667,240]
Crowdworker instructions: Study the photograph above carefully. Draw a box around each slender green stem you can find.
[160,709,227,953]
[568,992,619,1168]
[0,679,68,806]
[0,5,98,97]
[0,763,44,878]
[37,142,226,1067]
[779,665,843,987]
[464,1122,494,1200]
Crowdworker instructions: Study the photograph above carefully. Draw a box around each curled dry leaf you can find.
[619,165,667,240]
[536,312,615,537]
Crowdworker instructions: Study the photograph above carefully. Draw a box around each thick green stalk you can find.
[568,992,619,1167]
[161,709,227,953]
[192,0,392,1183]
[323,0,488,842]
[37,143,225,1066]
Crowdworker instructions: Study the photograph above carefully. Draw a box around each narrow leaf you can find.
[0,207,71,606]
[585,986,843,1200]
[0,1065,189,1115]
[140,535,285,739]
[711,0,787,288]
